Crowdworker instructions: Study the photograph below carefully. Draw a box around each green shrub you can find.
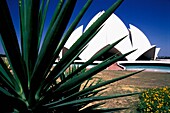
[137,87,170,113]
[0,0,141,112]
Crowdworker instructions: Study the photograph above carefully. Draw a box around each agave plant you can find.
[0,0,142,112]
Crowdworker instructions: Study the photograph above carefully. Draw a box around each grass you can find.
[94,70,170,113]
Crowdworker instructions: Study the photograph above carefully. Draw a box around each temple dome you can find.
[62,11,160,61]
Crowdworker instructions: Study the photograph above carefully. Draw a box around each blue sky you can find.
[1,0,170,57]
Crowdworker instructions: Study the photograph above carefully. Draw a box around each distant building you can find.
[61,11,160,62]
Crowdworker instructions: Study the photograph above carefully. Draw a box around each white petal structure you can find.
[84,11,105,32]
[80,11,132,61]
[64,25,83,49]
[127,24,160,61]
[62,11,160,62]
[155,48,160,59]
[60,25,83,58]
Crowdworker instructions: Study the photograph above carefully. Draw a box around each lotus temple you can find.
[61,11,160,63]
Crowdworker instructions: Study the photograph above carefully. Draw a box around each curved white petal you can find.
[127,45,156,61]
[155,48,160,59]
[62,12,160,62]
[84,11,105,32]
[79,13,132,61]
[64,25,83,49]
[129,24,151,49]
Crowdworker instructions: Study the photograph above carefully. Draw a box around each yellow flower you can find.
[157,103,163,109]
[155,110,159,113]
[149,106,152,110]
[163,87,167,91]
[151,101,154,104]
[146,95,149,98]
[154,97,157,100]
[144,99,148,102]
[146,103,150,106]
[147,108,150,111]
[155,93,158,97]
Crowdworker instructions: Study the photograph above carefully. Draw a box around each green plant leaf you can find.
[29,1,78,102]
[42,0,124,90]
[44,92,139,110]
[38,0,50,48]
[0,1,27,99]
[55,0,93,57]
[0,0,144,112]
[43,70,142,107]
[36,45,88,99]
[0,87,28,112]
[57,35,127,87]
[56,50,136,93]
[36,50,136,106]
[0,61,20,97]
[39,27,103,95]
[19,0,41,89]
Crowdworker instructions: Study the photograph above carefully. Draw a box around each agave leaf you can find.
[59,0,124,65]
[35,45,88,101]
[47,0,124,83]
[0,58,15,87]
[36,50,136,106]
[0,76,20,97]
[55,0,93,57]
[43,69,142,108]
[60,70,143,104]
[61,61,78,81]
[55,50,136,93]
[30,1,77,100]
[0,88,28,112]
[40,26,103,94]
[23,0,40,71]
[79,87,108,98]
[0,87,14,97]
[33,0,77,74]
[19,0,40,88]
[0,1,27,97]
[0,67,20,97]
[62,83,82,98]
[44,0,64,38]
[38,0,50,48]
[0,69,14,90]
[44,92,139,109]
[81,70,143,96]
[0,0,142,112]
[57,0,124,68]
[19,0,24,53]
[62,78,106,99]
[53,36,127,88]
[47,25,103,80]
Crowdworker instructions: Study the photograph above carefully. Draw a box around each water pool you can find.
[117,61,170,73]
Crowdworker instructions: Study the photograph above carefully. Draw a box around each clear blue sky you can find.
[1,0,170,57]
